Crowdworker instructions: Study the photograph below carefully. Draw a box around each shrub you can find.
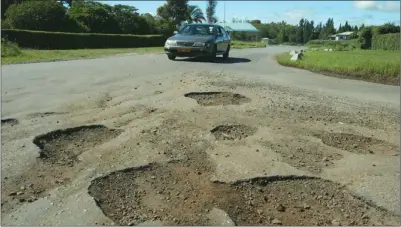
[4,1,68,31]
[372,33,400,51]
[1,38,21,57]
[2,29,166,49]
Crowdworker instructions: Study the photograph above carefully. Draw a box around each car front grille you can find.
[176,41,194,47]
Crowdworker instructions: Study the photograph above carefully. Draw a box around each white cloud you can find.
[353,1,400,13]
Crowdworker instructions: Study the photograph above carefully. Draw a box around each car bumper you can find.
[164,46,213,57]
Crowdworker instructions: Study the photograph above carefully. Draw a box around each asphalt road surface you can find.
[1,46,400,226]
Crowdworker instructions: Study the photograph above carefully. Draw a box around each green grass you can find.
[231,41,266,49]
[1,47,164,65]
[1,40,266,65]
[276,50,400,85]
[307,39,360,51]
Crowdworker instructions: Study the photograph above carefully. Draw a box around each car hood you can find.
[168,34,215,42]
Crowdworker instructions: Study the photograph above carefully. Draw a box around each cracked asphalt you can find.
[1,46,400,225]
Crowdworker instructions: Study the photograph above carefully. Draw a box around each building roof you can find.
[335,31,354,36]
[218,22,259,32]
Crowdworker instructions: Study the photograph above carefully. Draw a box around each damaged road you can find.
[1,47,400,225]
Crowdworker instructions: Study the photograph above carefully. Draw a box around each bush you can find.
[372,33,400,51]
[4,1,68,31]
[1,38,21,57]
[307,39,359,50]
[2,29,166,49]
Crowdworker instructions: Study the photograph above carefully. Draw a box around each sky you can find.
[99,1,400,27]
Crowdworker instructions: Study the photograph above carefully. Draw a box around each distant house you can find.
[328,31,355,41]
[219,22,261,41]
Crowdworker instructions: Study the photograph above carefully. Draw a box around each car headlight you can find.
[165,40,176,46]
[193,42,206,47]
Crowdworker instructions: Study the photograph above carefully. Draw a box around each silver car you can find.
[164,24,232,61]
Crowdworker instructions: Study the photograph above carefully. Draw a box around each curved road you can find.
[1,46,400,225]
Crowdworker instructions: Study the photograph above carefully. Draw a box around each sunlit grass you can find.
[276,50,400,85]
[2,47,164,65]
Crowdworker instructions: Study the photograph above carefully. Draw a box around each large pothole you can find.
[88,161,398,226]
[1,125,123,213]
[211,124,257,141]
[314,132,399,155]
[1,118,19,126]
[33,124,122,164]
[184,92,251,106]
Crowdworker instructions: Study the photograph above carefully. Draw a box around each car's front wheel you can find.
[167,54,176,60]
[223,45,230,60]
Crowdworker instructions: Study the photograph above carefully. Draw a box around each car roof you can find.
[186,23,220,27]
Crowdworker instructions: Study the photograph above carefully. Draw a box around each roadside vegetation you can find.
[276,50,400,85]
[232,41,266,49]
[1,44,163,65]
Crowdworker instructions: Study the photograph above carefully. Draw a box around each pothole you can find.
[88,162,398,226]
[1,118,19,126]
[184,92,251,106]
[260,139,343,174]
[1,125,123,213]
[33,125,122,164]
[314,132,399,155]
[211,124,257,141]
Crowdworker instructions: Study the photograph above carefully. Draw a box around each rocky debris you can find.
[184,92,251,106]
[207,208,236,226]
[331,219,341,225]
[210,124,257,141]
[289,50,297,56]
[137,220,164,226]
[276,204,286,212]
[272,218,282,225]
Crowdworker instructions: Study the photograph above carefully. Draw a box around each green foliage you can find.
[1,38,21,57]
[187,5,205,23]
[307,39,359,50]
[2,29,166,49]
[359,27,373,49]
[372,33,400,51]
[4,0,68,31]
[206,0,217,23]
[68,1,120,33]
[276,50,400,85]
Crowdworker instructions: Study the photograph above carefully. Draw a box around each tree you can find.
[111,4,143,34]
[157,0,188,27]
[4,0,68,31]
[206,0,217,23]
[68,1,121,33]
[1,0,23,19]
[251,19,261,25]
[296,18,304,43]
[187,5,205,23]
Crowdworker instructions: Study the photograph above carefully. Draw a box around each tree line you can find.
[250,18,363,44]
[1,0,218,35]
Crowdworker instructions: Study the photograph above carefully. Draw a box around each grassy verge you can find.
[232,41,266,49]
[2,47,164,65]
[2,40,266,65]
[276,50,400,85]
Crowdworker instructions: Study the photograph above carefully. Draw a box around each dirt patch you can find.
[184,92,251,106]
[1,118,19,126]
[261,139,343,174]
[314,132,399,155]
[1,125,123,213]
[88,162,398,226]
[211,124,257,141]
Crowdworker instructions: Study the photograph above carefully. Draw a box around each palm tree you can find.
[206,0,218,23]
[187,5,205,23]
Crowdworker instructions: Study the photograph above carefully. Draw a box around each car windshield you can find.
[178,25,216,36]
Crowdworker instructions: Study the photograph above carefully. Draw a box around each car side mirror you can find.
[173,31,178,34]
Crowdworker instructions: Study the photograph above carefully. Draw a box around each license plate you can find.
[177,48,191,52]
